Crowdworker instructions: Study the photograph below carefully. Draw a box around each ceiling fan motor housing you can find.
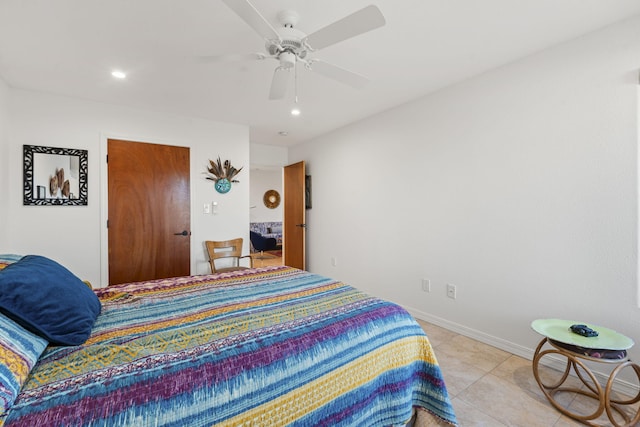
[265,19,308,66]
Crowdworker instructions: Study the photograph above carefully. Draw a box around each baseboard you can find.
[403,306,640,398]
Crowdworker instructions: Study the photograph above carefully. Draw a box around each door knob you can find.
[296,224,307,228]
[174,230,190,236]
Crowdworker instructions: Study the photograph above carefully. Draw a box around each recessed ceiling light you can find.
[290,107,301,116]
[111,70,126,79]
[278,131,289,136]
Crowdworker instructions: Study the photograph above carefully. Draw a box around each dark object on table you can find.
[570,324,599,337]
[250,231,277,252]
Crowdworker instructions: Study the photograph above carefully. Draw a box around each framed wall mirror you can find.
[23,145,88,206]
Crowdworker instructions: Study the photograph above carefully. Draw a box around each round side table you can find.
[531,319,639,427]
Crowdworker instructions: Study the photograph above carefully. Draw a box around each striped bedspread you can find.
[3,266,457,426]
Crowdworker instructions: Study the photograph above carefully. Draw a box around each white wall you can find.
[290,15,640,369]
[249,142,287,222]
[250,143,288,169]
[6,89,250,286]
[250,169,283,223]
[0,77,8,247]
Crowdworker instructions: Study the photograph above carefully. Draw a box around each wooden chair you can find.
[205,238,253,274]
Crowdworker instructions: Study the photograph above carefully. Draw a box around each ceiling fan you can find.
[210,0,386,100]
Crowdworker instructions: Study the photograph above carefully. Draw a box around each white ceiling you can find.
[1,1,640,147]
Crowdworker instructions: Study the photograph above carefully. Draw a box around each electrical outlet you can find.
[203,203,210,214]
[421,279,430,292]
[446,284,456,299]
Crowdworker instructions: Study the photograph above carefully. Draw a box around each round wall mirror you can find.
[263,190,280,209]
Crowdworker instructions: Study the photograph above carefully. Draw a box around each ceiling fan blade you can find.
[308,59,369,89]
[269,67,290,100]
[303,5,385,51]
[221,0,281,42]
[198,52,266,63]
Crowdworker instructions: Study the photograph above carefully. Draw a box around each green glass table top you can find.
[531,318,634,350]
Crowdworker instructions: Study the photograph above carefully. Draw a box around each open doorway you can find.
[249,166,283,267]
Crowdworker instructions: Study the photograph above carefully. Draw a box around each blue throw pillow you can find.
[0,255,101,345]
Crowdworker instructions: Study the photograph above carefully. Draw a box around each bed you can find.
[0,255,457,426]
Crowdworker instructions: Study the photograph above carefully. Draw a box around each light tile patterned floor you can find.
[417,320,639,427]
[251,255,283,268]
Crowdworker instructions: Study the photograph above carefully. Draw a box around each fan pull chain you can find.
[291,59,301,116]
[294,58,299,104]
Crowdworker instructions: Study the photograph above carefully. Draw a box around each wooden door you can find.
[283,161,306,270]
[107,139,191,285]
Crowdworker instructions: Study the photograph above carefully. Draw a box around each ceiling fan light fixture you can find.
[279,51,296,69]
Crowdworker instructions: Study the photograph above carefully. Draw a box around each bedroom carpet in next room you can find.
[417,320,640,426]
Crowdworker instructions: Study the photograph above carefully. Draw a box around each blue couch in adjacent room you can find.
[250,222,282,248]
[249,231,278,252]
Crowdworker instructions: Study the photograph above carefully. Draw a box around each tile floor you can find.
[417,320,639,427]
[250,254,283,268]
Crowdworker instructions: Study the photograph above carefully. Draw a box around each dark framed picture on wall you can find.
[305,175,312,209]
[23,145,88,206]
